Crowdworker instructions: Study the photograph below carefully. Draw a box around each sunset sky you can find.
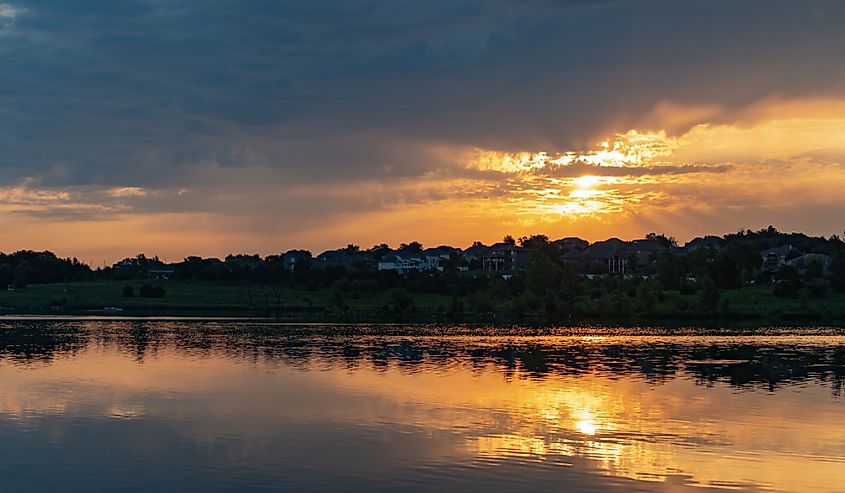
[3,0,845,264]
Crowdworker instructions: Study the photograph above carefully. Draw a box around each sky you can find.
[2,0,845,264]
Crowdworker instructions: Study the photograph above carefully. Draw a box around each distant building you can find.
[315,250,376,270]
[583,238,630,274]
[559,248,585,269]
[148,267,175,280]
[787,253,832,276]
[460,243,489,271]
[553,237,589,251]
[378,251,425,273]
[631,239,666,268]
[761,245,799,270]
[684,236,724,252]
[420,248,454,272]
[281,250,312,271]
[479,243,529,272]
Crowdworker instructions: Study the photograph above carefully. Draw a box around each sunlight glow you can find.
[575,412,599,435]
[572,175,602,189]
[468,130,676,173]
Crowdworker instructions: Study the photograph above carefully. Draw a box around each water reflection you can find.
[0,322,843,492]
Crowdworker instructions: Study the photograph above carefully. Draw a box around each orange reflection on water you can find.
[317,344,845,493]
[1,333,844,493]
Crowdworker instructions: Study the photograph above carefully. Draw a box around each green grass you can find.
[0,280,455,317]
[649,285,845,322]
[720,286,845,316]
[0,280,246,314]
[1,280,844,324]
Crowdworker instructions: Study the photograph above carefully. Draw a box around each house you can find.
[421,247,454,272]
[559,248,585,269]
[479,243,529,272]
[684,236,723,252]
[224,254,264,270]
[631,239,666,268]
[786,253,832,276]
[148,266,175,280]
[761,245,799,270]
[460,243,489,271]
[315,250,376,270]
[461,243,489,261]
[315,249,346,267]
[344,252,378,269]
[281,250,312,271]
[553,237,589,251]
[114,256,176,279]
[583,238,630,274]
[378,251,425,273]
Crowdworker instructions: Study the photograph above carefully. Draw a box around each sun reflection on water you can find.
[2,326,845,493]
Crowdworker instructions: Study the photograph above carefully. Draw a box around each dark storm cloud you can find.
[2,0,845,189]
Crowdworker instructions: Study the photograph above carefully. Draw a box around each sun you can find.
[572,175,602,189]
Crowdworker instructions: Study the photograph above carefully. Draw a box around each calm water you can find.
[1,322,844,493]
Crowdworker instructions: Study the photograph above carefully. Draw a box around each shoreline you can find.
[1,311,844,329]
[0,279,844,328]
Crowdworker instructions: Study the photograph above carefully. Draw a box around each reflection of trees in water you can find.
[0,322,88,365]
[1,322,844,395]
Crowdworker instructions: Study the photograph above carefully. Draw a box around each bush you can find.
[469,291,495,313]
[122,286,135,297]
[773,265,801,298]
[698,276,720,311]
[447,296,464,315]
[388,287,413,313]
[679,279,698,295]
[805,279,829,298]
[832,253,845,293]
[139,283,166,298]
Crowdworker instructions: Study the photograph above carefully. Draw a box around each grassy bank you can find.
[0,280,454,319]
[0,280,844,325]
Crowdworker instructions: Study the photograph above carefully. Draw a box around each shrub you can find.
[698,276,720,311]
[388,287,413,313]
[773,265,801,298]
[139,283,166,298]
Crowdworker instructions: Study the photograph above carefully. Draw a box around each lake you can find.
[0,321,843,492]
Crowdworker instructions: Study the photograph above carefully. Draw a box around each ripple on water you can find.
[0,321,843,492]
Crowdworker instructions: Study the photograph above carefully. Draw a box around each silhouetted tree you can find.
[773,265,802,298]
[645,232,678,248]
[524,250,561,296]
[656,251,683,290]
[139,283,166,298]
[399,242,423,252]
[698,276,720,311]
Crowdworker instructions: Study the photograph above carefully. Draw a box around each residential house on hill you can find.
[148,259,176,280]
[631,239,666,269]
[480,243,529,272]
[460,243,489,271]
[316,250,377,269]
[684,236,724,252]
[553,237,589,251]
[378,251,425,273]
[559,248,585,269]
[761,245,800,270]
[421,247,454,272]
[787,253,832,276]
[281,250,312,271]
[461,243,488,260]
[583,238,630,274]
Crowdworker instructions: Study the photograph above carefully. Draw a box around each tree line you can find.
[2,227,845,321]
